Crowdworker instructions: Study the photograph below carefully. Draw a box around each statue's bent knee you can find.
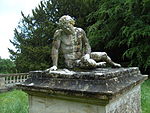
[90,52,107,61]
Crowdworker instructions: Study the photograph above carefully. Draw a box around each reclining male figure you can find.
[49,15,121,71]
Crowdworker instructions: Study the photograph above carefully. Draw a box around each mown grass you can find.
[0,79,149,113]
[0,90,28,113]
[141,79,150,113]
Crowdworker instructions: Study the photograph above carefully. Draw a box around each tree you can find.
[9,0,97,72]
[87,0,150,74]
[0,58,16,74]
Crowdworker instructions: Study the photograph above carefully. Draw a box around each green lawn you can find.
[0,90,28,113]
[0,79,150,113]
[141,79,150,113]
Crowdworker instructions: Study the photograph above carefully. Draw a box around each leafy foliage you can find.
[0,58,16,73]
[87,0,150,71]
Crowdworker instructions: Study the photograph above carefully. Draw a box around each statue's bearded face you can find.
[59,15,75,35]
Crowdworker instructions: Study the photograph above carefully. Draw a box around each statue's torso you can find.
[58,27,84,68]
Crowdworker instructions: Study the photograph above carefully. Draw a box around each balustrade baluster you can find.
[23,75,26,82]
[20,75,22,82]
[13,76,15,83]
[11,76,13,83]
[17,76,19,83]
[9,76,13,84]
[7,76,10,84]
[5,76,8,84]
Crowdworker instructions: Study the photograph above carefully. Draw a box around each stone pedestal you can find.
[17,67,147,113]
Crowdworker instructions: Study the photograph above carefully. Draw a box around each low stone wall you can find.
[0,73,29,92]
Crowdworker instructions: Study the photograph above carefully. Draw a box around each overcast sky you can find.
[0,0,42,59]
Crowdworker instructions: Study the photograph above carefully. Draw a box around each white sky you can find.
[0,0,42,59]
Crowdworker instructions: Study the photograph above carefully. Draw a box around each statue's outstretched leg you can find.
[90,52,121,67]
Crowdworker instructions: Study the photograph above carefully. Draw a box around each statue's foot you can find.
[113,63,121,68]
[96,62,106,67]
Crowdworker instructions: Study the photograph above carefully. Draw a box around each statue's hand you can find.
[81,54,90,62]
[49,66,57,71]
[80,54,97,68]
[45,66,57,72]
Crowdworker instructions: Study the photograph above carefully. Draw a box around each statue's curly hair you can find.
[59,15,75,25]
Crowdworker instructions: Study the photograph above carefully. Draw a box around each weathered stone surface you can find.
[18,67,147,100]
[0,73,29,93]
[17,67,147,113]
[106,85,141,113]
[28,85,141,113]
[0,77,5,89]
[29,95,105,113]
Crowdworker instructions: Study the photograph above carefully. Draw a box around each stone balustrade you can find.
[0,73,29,92]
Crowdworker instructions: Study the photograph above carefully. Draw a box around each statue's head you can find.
[58,15,75,34]
[59,15,75,26]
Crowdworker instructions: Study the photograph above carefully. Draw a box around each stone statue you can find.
[48,15,121,71]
